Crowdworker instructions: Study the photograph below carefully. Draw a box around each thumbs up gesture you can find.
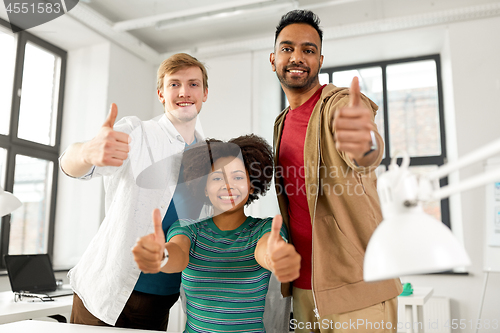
[132,209,166,274]
[265,215,301,283]
[332,77,377,162]
[82,103,130,167]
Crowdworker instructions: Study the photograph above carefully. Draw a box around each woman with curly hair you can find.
[132,134,300,333]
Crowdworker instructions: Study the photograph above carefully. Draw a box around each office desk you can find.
[398,287,434,333]
[0,320,156,332]
[0,291,73,324]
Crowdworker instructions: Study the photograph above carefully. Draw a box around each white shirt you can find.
[63,115,203,325]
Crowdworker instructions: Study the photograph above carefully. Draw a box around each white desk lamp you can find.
[0,186,22,217]
[364,137,500,282]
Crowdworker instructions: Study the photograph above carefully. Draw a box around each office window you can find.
[0,26,16,136]
[9,155,54,254]
[18,42,62,146]
[386,60,442,157]
[282,55,448,227]
[0,19,66,268]
[0,148,6,188]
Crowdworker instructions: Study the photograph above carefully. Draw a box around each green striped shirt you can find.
[167,216,288,333]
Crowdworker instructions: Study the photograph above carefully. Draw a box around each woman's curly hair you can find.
[182,134,274,206]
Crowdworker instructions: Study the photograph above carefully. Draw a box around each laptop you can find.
[4,254,73,298]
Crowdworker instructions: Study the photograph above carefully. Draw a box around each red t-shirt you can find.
[278,85,325,289]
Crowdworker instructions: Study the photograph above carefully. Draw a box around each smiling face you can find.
[157,66,208,124]
[271,23,324,92]
[205,156,252,215]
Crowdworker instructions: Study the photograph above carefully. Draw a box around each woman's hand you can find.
[132,209,166,274]
[265,215,301,283]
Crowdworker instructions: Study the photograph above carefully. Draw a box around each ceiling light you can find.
[155,0,297,31]
[113,0,278,32]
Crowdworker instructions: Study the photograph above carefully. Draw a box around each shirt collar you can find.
[157,114,203,144]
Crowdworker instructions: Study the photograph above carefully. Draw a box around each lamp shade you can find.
[363,152,471,282]
[363,205,471,282]
[0,186,22,217]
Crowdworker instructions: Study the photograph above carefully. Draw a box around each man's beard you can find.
[276,66,320,91]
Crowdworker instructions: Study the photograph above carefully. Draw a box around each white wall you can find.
[53,43,111,269]
[107,43,160,121]
[249,49,283,219]
[200,53,254,140]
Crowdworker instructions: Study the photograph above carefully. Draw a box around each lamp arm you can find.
[428,168,500,201]
[427,137,500,181]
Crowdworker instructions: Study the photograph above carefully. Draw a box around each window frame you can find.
[0,18,67,269]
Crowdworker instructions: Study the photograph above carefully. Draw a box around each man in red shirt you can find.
[270,10,402,333]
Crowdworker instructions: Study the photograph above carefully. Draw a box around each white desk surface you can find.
[0,291,73,324]
[397,287,434,306]
[0,320,157,332]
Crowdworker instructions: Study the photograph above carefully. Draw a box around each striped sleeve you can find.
[166,219,197,243]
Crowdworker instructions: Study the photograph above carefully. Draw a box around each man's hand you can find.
[266,215,301,283]
[82,103,130,167]
[132,209,166,274]
[332,77,376,162]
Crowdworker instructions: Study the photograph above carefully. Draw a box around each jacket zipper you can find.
[311,101,323,320]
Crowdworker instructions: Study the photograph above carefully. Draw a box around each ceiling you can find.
[79,0,500,55]
[2,0,499,63]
